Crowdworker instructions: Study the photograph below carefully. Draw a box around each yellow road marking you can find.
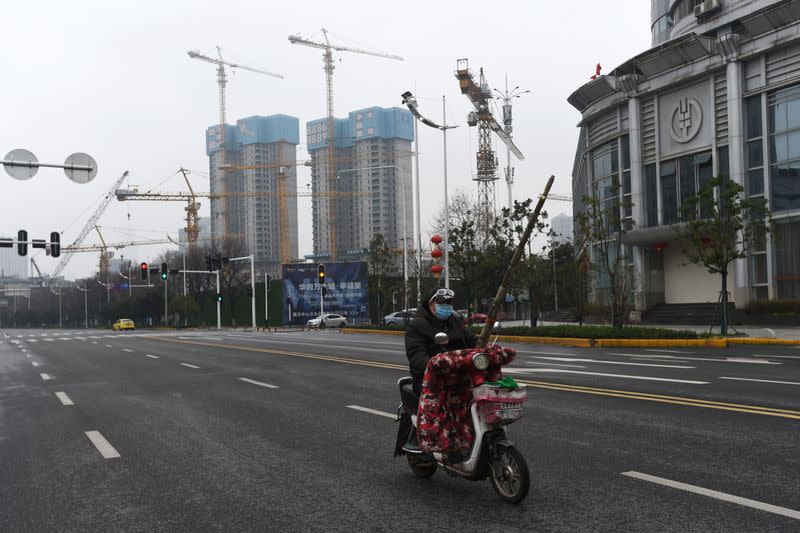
[154,337,800,421]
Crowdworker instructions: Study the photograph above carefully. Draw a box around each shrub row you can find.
[488,325,700,339]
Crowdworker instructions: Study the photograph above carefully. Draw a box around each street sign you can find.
[3,149,38,180]
[64,152,98,183]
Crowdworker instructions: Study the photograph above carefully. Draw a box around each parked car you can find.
[468,312,489,325]
[384,310,415,327]
[307,313,347,328]
[112,318,136,331]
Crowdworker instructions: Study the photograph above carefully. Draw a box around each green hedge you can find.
[347,324,410,331]
[482,325,700,339]
[746,299,800,315]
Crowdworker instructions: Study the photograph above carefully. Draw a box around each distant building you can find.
[550,214,573,245]
[178,217,211,248]
[207,115,300,276]
[569,0,800,314]
[0,241,27,279]
[306,106,414,261]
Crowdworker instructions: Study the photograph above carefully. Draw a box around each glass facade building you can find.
[571,0,800,316]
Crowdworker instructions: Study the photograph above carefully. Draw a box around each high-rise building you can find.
[569,0,800,316]
[306,107,414,261]
[0,241,27,279]
[206,115,299,275]
[549,214,573,245]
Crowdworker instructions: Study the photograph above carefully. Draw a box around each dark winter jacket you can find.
[404,304,476,381]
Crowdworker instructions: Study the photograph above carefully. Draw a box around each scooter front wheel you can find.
[407,454,437,478]
[489,443,530,504]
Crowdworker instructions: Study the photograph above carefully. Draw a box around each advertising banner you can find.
[281,262,369,326]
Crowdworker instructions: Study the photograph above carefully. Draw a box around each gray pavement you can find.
[1,328,799,532]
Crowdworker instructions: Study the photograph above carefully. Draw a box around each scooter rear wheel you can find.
[407,454,436,478]
[489,444,530,504]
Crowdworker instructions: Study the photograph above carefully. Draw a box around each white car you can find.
[307,313,347,328]
[384,310,415,327]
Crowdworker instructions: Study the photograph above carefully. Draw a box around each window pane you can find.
[718,146,729,180]
[698,155,714,219]
[772,101,788,133]
[661,160,678,225]
[748,168,764,196]
[771,162,800,211]
[746,95,762,138]
[775,220,800,299]
[771,133,788,162]
[747,140,763,168]
[621,135,630,170]
[679,155,696,220]
[789,98,800,130]
[789,130,800,160]
[751,254,767,284]
[645,164,658,227]
[623,170,631,195]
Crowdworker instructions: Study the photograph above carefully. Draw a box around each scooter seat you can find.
[399,381,419,410]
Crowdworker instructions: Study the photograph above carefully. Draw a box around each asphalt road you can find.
[1,328,799,532]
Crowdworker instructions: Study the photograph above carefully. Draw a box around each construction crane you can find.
[289,28,403,260]
[49,171,129,285]
[188,46,284,237]
[455,59,525,238]
[30,258,46,286]
[64,236,176,253]
[95,226,110,274]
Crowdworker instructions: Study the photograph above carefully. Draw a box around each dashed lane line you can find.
[180,363,200,369]
[515,368,708,385]
[31,362,39,367]
[25,354,31,358]
[105,344,112,348]
[40,373,53,381]
[720,376,800,386]
[55,392,74,406]
[145,354,159,359]
[528,356,694,369]
[645,349,693,354]
[122,348,133,353]
[238,377,279,389]
[27,339,37,343]
[622,471,800,521]
[154,337,800,421]
[346,405,396,419]
[84,431,121,459]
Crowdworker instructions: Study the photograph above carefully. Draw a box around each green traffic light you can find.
[161,273,167,280]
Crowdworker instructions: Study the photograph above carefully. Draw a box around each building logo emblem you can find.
[670,98,702,143]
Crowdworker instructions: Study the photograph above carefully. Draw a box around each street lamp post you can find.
[75,283,89,329]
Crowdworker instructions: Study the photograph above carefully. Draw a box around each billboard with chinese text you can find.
[281,262,369,326]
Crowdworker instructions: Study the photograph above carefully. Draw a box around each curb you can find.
[340,328,800,347]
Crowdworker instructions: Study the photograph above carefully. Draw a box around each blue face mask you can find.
[434,303,453,320]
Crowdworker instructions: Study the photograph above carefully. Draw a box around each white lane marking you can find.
[622,471,800,521]
[25,354,31,358]
[84,431,121,459]
[31,362,40,367]
[28,339,37,343]
[16,335,22,338]
[239,377,279,389]
[58,337,70,341]
[765,327,776,338]
[40,373,53,381]
[754,354,800,360]
[40,334,48,337]
[145,354,160,359]
[122,348,133,353]
[180,363,200,369]
[105,344,112,348]
[75,336,87,341]
[619,353,780,365]
[517,368,708,384]
[55,392,74,406]
[629,357,691,363]
[720,376,800,386]
[44,339,54,342]
[645,349,693,354]
[202,336,224,341]
[346,405,396,419]
[89,336,102,339]
[522,361,587,368]
[519,350,579,357]
[529,356,693,369]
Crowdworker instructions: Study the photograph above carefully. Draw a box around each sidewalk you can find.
[500,319,800,340]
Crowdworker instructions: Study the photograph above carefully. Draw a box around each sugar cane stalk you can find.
[477,175,555,347]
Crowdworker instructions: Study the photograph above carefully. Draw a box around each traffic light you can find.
[161,262,168,280]
[49,232,60,258]
[215,293,223,302]
[140,262,149,280]
[318,264,326,285]
[17,230,27,256]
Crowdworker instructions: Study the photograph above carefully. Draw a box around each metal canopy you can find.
[633,33,715,78]
[740,0,800,36]
[567,77,616,112]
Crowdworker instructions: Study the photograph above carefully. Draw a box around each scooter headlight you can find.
[472,352,490,371]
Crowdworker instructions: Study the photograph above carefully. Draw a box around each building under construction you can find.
[306,106,413,260]
[206,114,299,275]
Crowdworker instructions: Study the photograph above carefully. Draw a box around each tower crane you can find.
[288,28,403,260]
[95,225,110,274]
[48,171,129,285]
[188,46,284,237]
[455,59,525,238]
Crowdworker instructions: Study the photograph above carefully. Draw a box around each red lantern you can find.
[654,242,668,252]
[430,234,443,244]
[430,264,443,275]
[430,248,443,259]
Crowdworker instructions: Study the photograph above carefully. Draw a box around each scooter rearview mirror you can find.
[492,321,502,334]
[434,332,449,346]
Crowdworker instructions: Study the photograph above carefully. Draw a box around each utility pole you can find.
[493,76,530,210]
[264,272,270,327]
[413,119,422,306]
[75,283,88,329]
[442,95,450,289]
[163,274,168,327]
[216,270,221,330]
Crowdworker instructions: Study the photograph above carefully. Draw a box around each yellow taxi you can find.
[112,318,136,331]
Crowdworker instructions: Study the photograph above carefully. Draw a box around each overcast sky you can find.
[1,0,651,279]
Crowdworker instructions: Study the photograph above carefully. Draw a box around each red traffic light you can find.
[140,262,148,270]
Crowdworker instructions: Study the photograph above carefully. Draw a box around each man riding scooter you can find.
[403,288,476,457]
[405,288,477,397]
